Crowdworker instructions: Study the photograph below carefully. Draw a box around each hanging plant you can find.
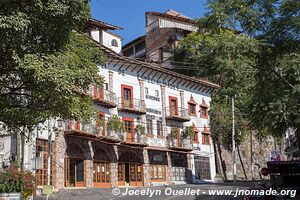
[107,115,124,132]
[170,127,179,139]
[134,124,146,135]
[183,126,195,139]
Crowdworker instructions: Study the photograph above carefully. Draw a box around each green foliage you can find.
[170,127,179,139]
[183,126,195,139]
[174,0,300,145]
[107,115,125,133]
[0,1,104,130]
[0,170,35,194]
[134,124,146,135]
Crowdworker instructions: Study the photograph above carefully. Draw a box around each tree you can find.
[175,0,300,141]
[0,0,104,132]
[174,29,258,149]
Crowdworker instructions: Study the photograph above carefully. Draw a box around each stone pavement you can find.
[34,183,253,200]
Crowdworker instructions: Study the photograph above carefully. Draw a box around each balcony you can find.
[93,89,117,108]
[165,107,190,122]
[101,130,122,143]
[118,98,146,114]
[64,120,99,138]
[121,132,148,147]
[146,19,198,33]
[167,137,193,152]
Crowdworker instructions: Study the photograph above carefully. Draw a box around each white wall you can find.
[102,31,122,54]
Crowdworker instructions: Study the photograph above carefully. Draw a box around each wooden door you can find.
[129,164,143,186]
[169,97,178,116]
[93,161,110,188]
[124,119,134,142]
[64,157,85,187]
[123,88,132,108]
[117,163,125,186]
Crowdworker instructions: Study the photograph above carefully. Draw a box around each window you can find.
[36,139,52,186]
[151,165,166,181]
[155,90,159,97]
[169,96,178,116]
[123,47,134,57]
[124,120,133,133]
[200,106,208,118]
[188,103,196,116]
[145,87,149,95]
[111,39,118,47]
[202,133,210,145]
[122,84,133,108]
[192,130,198,143]
[146,119,153,135]
[157,120,163,137]
[104,83,108,90]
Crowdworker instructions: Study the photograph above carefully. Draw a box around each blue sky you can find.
[90,0,208,45]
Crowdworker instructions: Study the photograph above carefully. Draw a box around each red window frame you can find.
[191,123,199,143]
[168,96,178,116]
[202,133,210,145]
[188,103,197,116]
[121,84,133,108]
[122,117,134,141]
[200,106,208,119]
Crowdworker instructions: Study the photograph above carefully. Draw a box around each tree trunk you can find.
[217,142,227,181]
[237,144,248,180]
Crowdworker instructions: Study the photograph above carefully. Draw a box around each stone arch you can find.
[93,147,110,162]
[65,143,84,158]
[118,149,143,164]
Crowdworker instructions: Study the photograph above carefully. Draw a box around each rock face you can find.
[215,133,286,181]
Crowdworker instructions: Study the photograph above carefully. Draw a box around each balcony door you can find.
[169,96,178,116]
[121,85,133,108]
[123,117,134,142]
[64,144,85,187]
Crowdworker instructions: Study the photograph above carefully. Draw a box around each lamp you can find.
[57,118,64,128]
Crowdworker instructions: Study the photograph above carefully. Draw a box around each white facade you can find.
[91,29,122,54]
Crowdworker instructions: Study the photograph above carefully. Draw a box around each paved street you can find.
[35,182,258,200]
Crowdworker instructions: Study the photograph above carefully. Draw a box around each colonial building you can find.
[122,9,197,68]
[0,18,220,191]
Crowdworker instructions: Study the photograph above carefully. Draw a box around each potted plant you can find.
[106,115,125,140]
[95,115,105,136]
[134,124,146,143]
[182,126,195,147]
[170,127,179,146]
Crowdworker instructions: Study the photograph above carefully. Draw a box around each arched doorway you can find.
[64,143,85,187]
[118,150,143,186]
[93,147,110,188]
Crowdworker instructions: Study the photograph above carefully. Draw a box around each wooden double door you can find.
[93,161,111,188]
[118,163,143,186]
[64,157,85,187]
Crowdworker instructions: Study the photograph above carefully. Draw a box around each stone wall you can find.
[216,133,285,181]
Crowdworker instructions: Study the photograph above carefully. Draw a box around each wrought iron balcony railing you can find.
[64,120,99,136]
[93,89,117,108]
[165,107,190,122]
[167,137,193,151]
[118,98,146,114]
[146,19,198,33]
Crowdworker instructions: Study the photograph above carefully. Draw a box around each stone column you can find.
[108,71,114,92]
[138,79,146,126]
[110,145,119,187]
[186,154,193,184]
[166,152,173,185]
[85,141,94,188]
[108,71,115,116]
[143,149,151,186]
[179,90,184,109]
[160,85,167,136]
[52,129,67,191]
